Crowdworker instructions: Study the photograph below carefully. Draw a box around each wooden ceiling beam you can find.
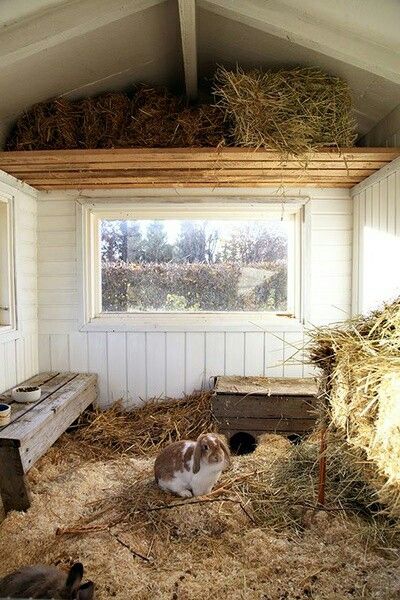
[178,0,198,100]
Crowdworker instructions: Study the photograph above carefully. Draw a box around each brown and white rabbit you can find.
[0,562,94,599]
[154,432,230,497]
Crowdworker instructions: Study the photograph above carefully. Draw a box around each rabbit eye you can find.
[202,443,209,451]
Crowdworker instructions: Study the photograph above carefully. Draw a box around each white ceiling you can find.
[0,0,399,145]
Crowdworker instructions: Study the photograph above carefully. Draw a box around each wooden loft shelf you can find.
[0,147,399,190]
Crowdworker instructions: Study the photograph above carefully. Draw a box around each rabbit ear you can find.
[219,436,231,466]
[78,581,95,600]
[65,563,83,595]
[193,440,202,474]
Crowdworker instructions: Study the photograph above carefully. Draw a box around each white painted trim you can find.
[0,327,22,343]
[0,194,17,335]
[301,201,312,324]
[178,0,198,100]
[351,156,400,196]
[39,187,349,200]
[78,197,306,332]
[351,193,359,316]
[0,170,38,199]
[80,314,304,333]
[83,198,305,218]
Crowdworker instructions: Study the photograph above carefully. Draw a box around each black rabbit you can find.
[0,562,94,599]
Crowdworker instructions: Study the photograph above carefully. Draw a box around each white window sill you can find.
[0,326,20,342]
[80,313,304,333]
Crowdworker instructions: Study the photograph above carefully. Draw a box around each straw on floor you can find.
[71,391,216,458]
[1,396,399,599]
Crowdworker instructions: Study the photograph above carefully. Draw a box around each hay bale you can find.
[214,66,357,155]
[78,92,131,148]
[122,85,184,147]
[6,98,80,151]
[310,297,400,517]
[175,104,229,147]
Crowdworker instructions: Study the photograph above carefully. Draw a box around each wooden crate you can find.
[212,376,318,441]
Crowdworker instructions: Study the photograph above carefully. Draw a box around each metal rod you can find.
[317,427,327,506]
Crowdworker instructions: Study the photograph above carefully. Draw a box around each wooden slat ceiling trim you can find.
[0,147,399,190]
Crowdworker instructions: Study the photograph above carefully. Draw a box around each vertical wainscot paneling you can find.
[225,332,245,376]
[166,332,185,398]
[244,332,264,376]
[88,332,108,407]
[352,157,400,315]
[146,332,166,399]
[127,332,146,406]
[185,332,205,393]
[205,332,225,384]
[107,332,127,404]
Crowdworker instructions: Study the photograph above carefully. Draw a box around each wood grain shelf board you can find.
[0,147,399,190]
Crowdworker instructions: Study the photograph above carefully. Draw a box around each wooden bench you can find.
[0,371,97,514]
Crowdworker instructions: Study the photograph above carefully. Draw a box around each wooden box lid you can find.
[213,376,318,397]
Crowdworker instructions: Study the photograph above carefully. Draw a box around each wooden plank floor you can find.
[0,147,399,189]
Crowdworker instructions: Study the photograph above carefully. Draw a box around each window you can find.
[0,196,16,332]
[81,200,304,327]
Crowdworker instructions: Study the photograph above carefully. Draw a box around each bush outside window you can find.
[100,218,292,314]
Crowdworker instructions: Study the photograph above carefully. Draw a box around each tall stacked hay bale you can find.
[214,66,357,154]
[310,298,400,517]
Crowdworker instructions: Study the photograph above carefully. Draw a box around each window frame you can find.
[0,194,17,336]
[78,198,308,332]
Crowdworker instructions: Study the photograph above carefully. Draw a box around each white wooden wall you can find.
[0,173,38,393]
[352,158,400,314]
[361,104,400,148]
[37,190,352,407]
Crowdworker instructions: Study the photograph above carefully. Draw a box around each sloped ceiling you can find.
[0,0,399,147]
[197,7,400,136]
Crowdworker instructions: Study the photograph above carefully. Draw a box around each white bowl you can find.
[11,386,41,403]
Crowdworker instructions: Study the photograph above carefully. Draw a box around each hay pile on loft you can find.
[6,86,230,151]
[6,66,356,155]
[310,297,400,517]
[214,66,357,154]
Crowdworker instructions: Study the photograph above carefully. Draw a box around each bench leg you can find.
[0,440,31,513]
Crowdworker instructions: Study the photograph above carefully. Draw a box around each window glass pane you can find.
[100,219,290,313]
